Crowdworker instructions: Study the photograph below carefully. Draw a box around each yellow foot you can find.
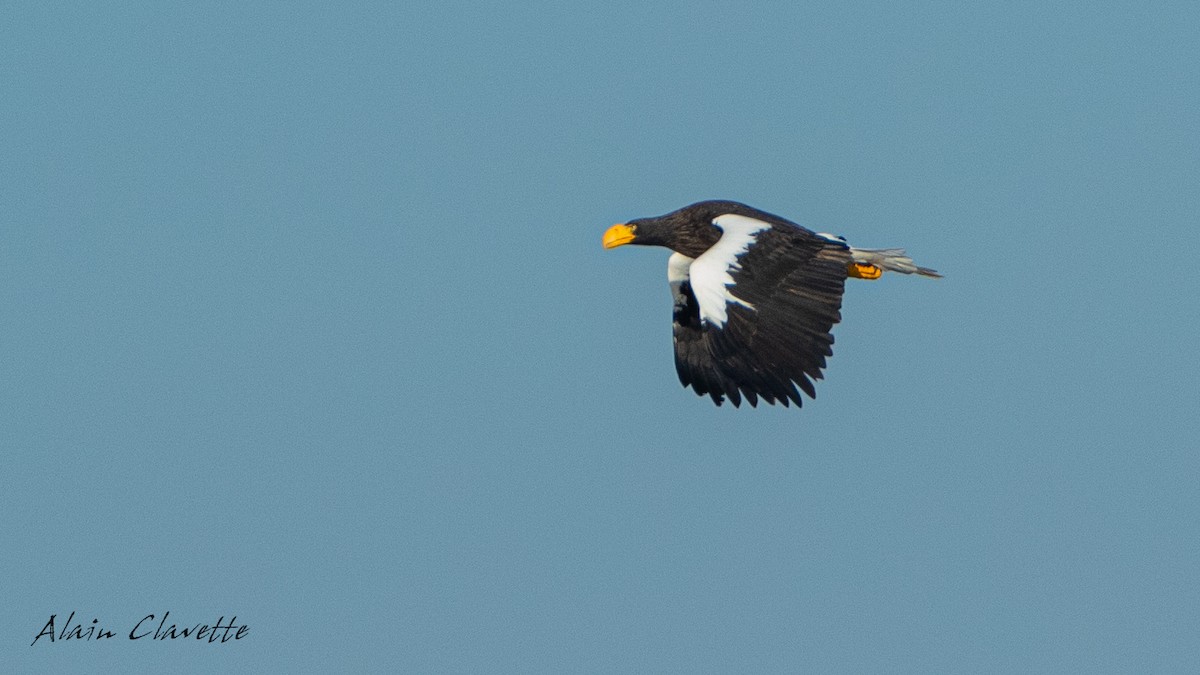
[848,262,882,280]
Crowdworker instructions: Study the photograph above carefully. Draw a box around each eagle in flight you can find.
[603,200,940,407]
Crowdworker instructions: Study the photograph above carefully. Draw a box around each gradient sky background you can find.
[4,2,1198,673]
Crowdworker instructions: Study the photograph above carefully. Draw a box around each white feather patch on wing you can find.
[688,214,771,328]
[667,252,694,292]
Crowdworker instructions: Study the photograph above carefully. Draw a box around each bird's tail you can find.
[849,247,942,279]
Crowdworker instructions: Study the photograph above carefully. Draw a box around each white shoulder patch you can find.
[688,214,771,328]
[667,252,693,291]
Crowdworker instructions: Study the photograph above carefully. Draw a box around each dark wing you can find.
[676,219,850,407]
[669,254,745,406]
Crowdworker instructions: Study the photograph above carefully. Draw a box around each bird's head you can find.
[604,203,726,257]
[602,219,669,250]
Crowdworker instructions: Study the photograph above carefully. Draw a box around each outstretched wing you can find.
[671,214,850,407]
[669,253,742,405]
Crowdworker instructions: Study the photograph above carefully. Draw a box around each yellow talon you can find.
[849,262,883,280]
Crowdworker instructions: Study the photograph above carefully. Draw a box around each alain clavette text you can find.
[32,612,248,645]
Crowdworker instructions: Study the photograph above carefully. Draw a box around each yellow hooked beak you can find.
[602,223,636,249]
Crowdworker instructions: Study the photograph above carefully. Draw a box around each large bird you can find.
[603,200,940,407]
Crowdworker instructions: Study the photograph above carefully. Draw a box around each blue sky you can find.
[4,2,1198,672]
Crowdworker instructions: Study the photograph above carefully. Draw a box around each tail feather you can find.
[849,247,942,278]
